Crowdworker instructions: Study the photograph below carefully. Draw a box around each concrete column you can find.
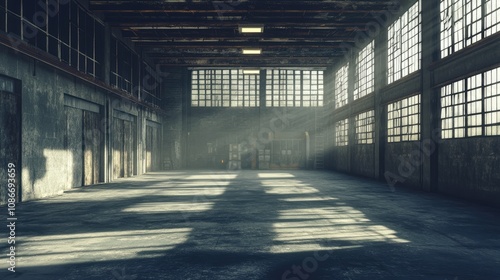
[181,68,190,169]
[374,27,388,180]
[107,98,114,181]
[103,98,110,182]
[420,0,441,191]
[347,51,356,173]
[103,25,111,86]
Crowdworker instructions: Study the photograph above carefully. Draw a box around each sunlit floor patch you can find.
[258,173,295,178]
[17,228,192,266]
[122,202,214,213]
[271,206,410,252]
[280,196,338,202]
[186,174,238,180]
[262,180,319,194]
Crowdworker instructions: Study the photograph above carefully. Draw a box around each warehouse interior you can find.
[1,0,500,279]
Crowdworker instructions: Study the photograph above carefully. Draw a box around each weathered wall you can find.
[439,138,500,204]
[351,144,376,178]
[0,45,90,201]
[385,142,422,189]
[0,44,164,204]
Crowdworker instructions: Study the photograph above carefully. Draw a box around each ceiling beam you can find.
[135,41,353,48]
[129,37,355,43]
[90,0,398,5]
[122,30,355,39]
[156,59,335,67]
[89,1,397,14]
[148,55,337,60]
[143,49,347,57]
[109,20,371,29]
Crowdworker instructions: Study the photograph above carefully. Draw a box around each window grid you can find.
[335,118,349,146]
[441,80,467,138]
[266,70,301,107]
[485,0,500,36]
[0,0,105,79]
[485,67,500,135]
[442,66,500,138]
[302,71,324,107]
[191,70,260,107]
[354,41,375,100]
[387,94,421,142]
[265,70,323,107]
[334,63,349,109]
[355,110,375,144]
[388,0,421,84]
[467,74,483,136]
[441,0,500,58]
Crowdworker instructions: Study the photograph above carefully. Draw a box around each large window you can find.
[441,66,500,138]
[266,70,323,107]
[110,36,136,94]
[388,1,421,84]
[387,94,421,142]
[485,67,500,135]
[334,63,349,109]
[191,69,260,107]
[354,41,375,100]
[441,0,500,58]
[355,110,375,144]
[335,118,349,146]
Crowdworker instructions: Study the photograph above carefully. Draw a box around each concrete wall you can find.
[331,147,350,173]
[439,138,500,204]
[385,142,422,188]
[351,144,376,178]
[0,44,163,204]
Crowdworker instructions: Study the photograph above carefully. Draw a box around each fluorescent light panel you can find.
[242,48,262,55]
[239,26,264,33]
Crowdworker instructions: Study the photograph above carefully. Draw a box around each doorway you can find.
[0,75,21,204]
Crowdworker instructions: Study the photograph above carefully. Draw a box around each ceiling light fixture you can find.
[239,24,264,34]
[242,48,262,55]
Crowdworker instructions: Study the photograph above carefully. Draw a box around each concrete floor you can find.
[1,170,500,280]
